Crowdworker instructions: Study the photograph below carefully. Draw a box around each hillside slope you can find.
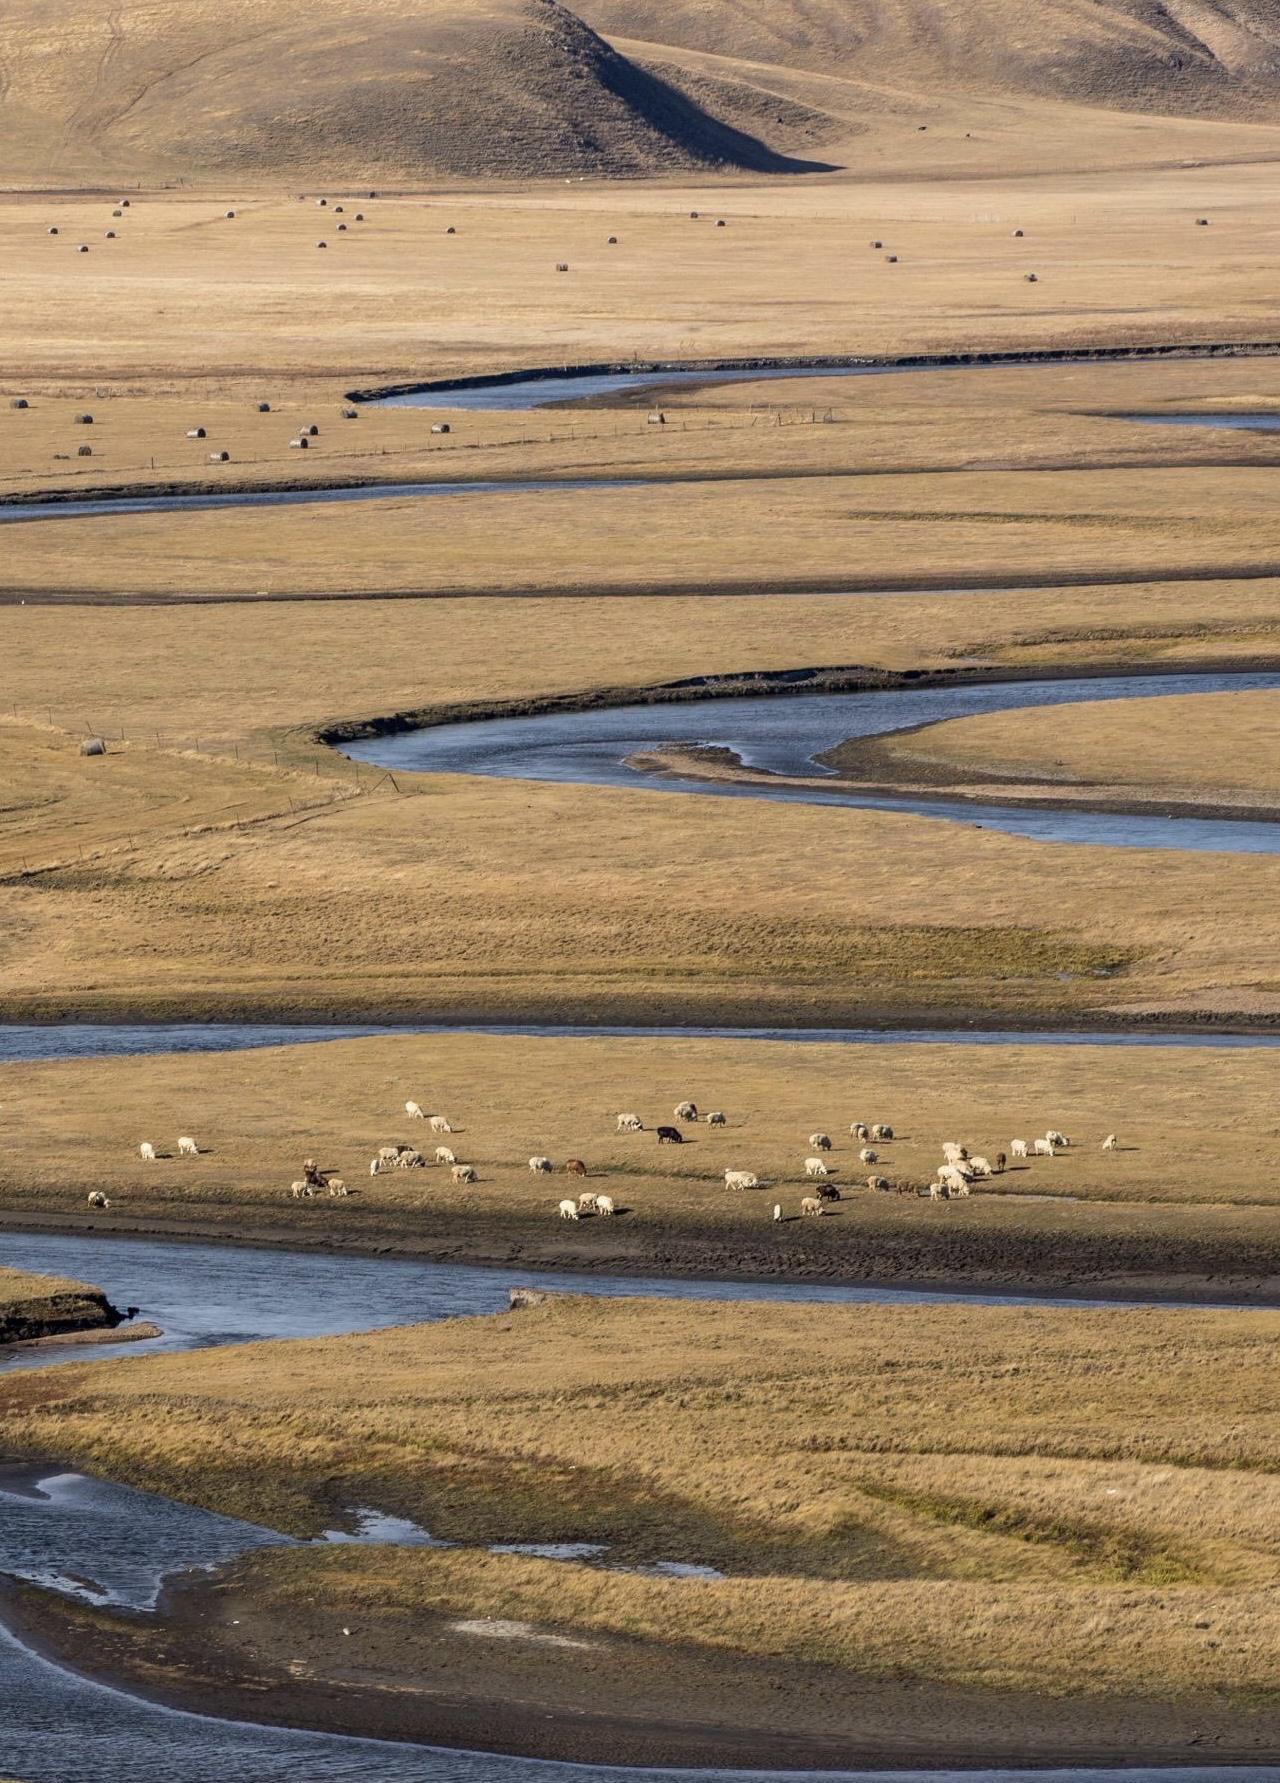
[0,0,824,184]
[584,0,1280,117]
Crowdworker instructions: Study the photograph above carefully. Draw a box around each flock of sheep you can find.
[83,1104,1119,1222]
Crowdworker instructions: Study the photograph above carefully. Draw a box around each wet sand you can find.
[5,1569,1278,1769]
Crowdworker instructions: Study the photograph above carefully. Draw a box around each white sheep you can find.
[177,1136,198,1158]
[595,1195,615,1216]
[369,1158,381,1177]
[942,1142,968,1164]
[139,1142,157,1162]
[378,1146,401,1167]
[772,1203,782,1220]
[706,1111,727,1127]
[1033,1138,1055,1158]
[725,1170,760,1191]
[451,1163,476,1185]
[1010,1140,1029,1159]
[928,1180,946,1200]
[1102,1133,1118,1151]
[968,1157,993,1178]
[805,1157,831,1178]
[405,1101,425,1119]
[937,1164,971,1195]
[558,1198,579,1220]
[859,1147,878,1165]
[808,1132,832,1151]
[290,1180,312,1198]
[577,1192,598,1213]
[430,1115,453,1135]
[800,1195,824,1216]
[435,1146,456,1166]
[529,1156,553,1173]
[395,1148,424,1169]
[87,1191,110,1209]
[327,1177,348,1197]
[1046,1130,1069,1149]
[674,1101,698,1122]
[851,1121,870,1141]
[615,1113,643,1132]
[870,1124,894,1141]
[868,1175,890,1192]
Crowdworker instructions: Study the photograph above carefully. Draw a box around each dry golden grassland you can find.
[6,1293,1280,1706]
[4,1031,1280,1288]
[871,687,1280,807]
[0,1266,90,1310]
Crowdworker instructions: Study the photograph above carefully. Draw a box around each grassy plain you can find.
[863,686,1280,809]
[4,1031,1280,1291]
[6,1293,1280,1758]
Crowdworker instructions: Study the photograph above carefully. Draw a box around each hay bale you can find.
[304,424,319,436]
[77,444,93,456]
[556,262,569,271]
[431,422,451,435]
[607,235,618,244]
[334,205,344,214]
[225,209,236,219]
[446,226,456,234]
[289,436,309,449]
[105,230,116,239]
[10,398,29,410]
[120,199,130,208]
[340,407,358,419]
[716,219,727,227]
[1012,228,1024,237]
[354,213,365,222]
[1196,216,1209,225]
[870,239,883,248]
[76,244,89,253]
[337,223,347,232]
[73,413,93,425]
[256,401,271,413]
[316,198,328,207]
[316,240,328,249]
[80,737,106,757]
[209,450,231,462]
[186,427,207,439]
[885,253,898,262]
[47,226,58,235]
[112,210,123,218]
[1025,272,1038,282]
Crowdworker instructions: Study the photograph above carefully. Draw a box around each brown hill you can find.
[585,0,1280,119]
[0,0,826,184]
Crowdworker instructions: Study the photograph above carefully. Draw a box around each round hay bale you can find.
[1025,272,1038,282]
[337,223,347,232]
[80,737,106,757]
[120,199,130,208]
[316,240,327,249]
[1012,228,1024,237]
[77,244,89,253]
[256,401,271,412]
[690,211,699,218]
[77,444,93,456]
[870,238,883,248]
[209,450,230,462]
[73,413,93,424]
[431,422,451,435]
[289,436,309,449]
[885,253,898,262]
[225,209,236,219]
[607,235,618,244]
[716,219,726,227]
[47,226,59,235]
[354,213,365,222]
[334,205,344,214]
[10,398,29,410]
[105,230,116,238]
[186,427,207,439]
[112,210,122,218]
[304,423,319,436]
[316,198,328,207]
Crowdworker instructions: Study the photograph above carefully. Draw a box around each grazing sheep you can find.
[558,1198,579,1220]
[1010,1140,1029,1159]
[1046,1130,1069,1149]
[177,1136,198,1157]
[725,1170,760,1191]
[994,1152,1007,1173]
[800,1196,824,1216]
[937,1164,971,1195]
[859,1148,878,1165]
[951,1179,970,1198]
[87,1191,110,1209]
[772,1203,782,1222]
[290,1180,313,1199]
[870,1124,894,1141]
[968,1157,993,1178]
[928,1180,946,1200]
[706,1110,727,1126]
[656,1125,684,1144]
[805,1157,831,1178]
[1033,1138,1055,1158]
[942,1142,968,1164]
[302,1159,325,1188]
[564,1159,588,1177]
[615,1113,643,1132]
[868,1176,891,1192]
[378,1146,401,1168]
[451,1164,477,1185]
[327,1178,348,1197]
[808,1133,832,1151]
[577,1193,598,1213]
[369,1158,381,1177]
[395,1149,424,1169]
[816,1184,840,1203]
[405,1101,425,1119]
[429,1115,453,1135]
[1102,1133,1118,1151]
[528,1156,553,1173]
[139,1142,157,1161]
[674,1101,698,1122]
[435,1146,456,1167]
[595,1195,616,1216]
[851,1122,870,1141]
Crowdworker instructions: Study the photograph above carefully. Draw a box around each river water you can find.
[344,670,1280,854]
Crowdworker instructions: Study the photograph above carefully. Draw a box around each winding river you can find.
[343,669,1280,855]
